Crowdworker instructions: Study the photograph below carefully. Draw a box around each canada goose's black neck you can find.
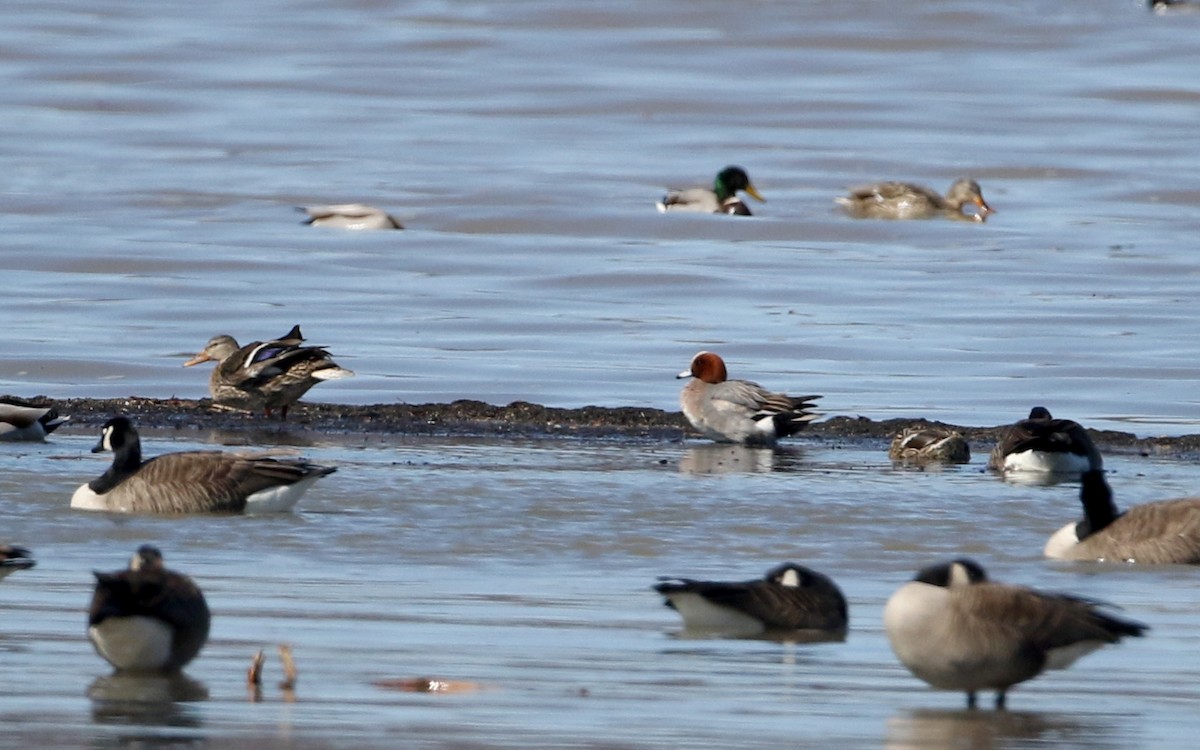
[1077,470,1120,539]
[89,428,144,494]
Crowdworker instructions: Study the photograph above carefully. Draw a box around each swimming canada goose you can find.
[0,396,69,441]
[883,559,1147,709]
[184,328,354,418]
[988,407,1101,475]
[835,179,993,222]
[653,562,847,638]
[299,204,403,230]
[656,166,765,216]
[88,545,210,673]
[1045,470,1200,564]
[71,416,337,514]
[0,545,35,580]
[889,426,970,464]
[677,351,821,445]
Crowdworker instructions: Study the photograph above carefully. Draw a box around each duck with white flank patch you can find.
[889,426,970,464]
[298,204,403,230]
[0,396,69,441]
[987,406,1101,475]
[184,325,354,419]
[677,351,820,445]
[835,178,993,222]
[654,562,847,639]
[884,559,1146,709]
[656,166,765,216]
[1045,470,1200,564]
[88,545,210,673]
[0,545,35,581]
[71,416,336,514]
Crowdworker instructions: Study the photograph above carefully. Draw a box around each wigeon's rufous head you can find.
[677,351,728,384]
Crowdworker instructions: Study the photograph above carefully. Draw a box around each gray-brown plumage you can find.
[889,427,970,464]
[836,178,993,222]
[88,545,210,673]
[884,559,1147,709]
[1044,470,1200,564]
[654,562,847,637]
[0,545,35,580]
[71,416,336,514]
[183,326,354,418]
[988,406,1101,474]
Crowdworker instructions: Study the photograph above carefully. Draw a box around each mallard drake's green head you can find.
[715,166,765,204]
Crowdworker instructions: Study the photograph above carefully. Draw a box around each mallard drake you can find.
[0,396,69,441]
[184,327,354,418]
[88,545,210,673]
[299,204,402,230]
[889,426,970,464]
[1045,470,1200,564]
[0,545,35,581]
[71,416,337,514]
[884,559,1147,709]
[654,562,847,638]
[656,166,765,216]
[988,407,1101,475]
[677,351,820,445]
[836,178,993,222]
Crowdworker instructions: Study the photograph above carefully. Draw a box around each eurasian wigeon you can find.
[677,351,820,445]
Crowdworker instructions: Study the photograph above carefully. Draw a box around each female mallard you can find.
[0,396,69,441]
[656,166,765,216]
[71,416,337,514]
[299,204,403,230]
[88,545,210,673]
[836,178,993,222]
[183,327,354,419]
[889,426,970,464]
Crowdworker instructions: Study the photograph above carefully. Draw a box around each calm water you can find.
[3,431,1199,748]
[3,0,1200,747]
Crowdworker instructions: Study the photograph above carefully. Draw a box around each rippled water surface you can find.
[3,0,1200,747]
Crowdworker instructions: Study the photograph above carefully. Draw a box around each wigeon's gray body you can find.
[1045,470,1200,564]
[677,352,819,445]
[884,559,1146,709]
[836,178,992,222]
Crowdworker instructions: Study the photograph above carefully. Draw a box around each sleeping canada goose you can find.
[299,204,403,230]
[883,559,1147,709]
[835,178,993,222]
[1045,470,1200,564]
[889,426,970,464]
[656,166,765,216]
[88,545,210,673]
[71,416,337,514]
[653,562,847,638]
[0,396,69,441]
[0,545,35,580]
[184,328,354,418]
[987,407,1101,475]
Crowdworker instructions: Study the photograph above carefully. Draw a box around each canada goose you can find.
[988,407,1101,475]
[0,545,35,580]
[653,562,847,637]
[889,427,970,464]
[677,351,820,445]
[656,166,765,216]
[184,328,354,418]
[884,559,1147,709]
[71,416,337,514]
[0,396,69,441]
[88,545,210,673]
[1045,470,1200,564]
[298,204,403,230]
[835,178,993,222]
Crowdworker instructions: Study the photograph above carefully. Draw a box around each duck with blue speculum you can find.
[836,178,993,222]
[656,166,765,216]
[184,325,354,419]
